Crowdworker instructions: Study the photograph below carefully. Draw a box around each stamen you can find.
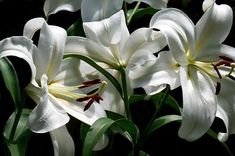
[212,63,222,79]
[83,94,104,111]
[79,79,101,88]
[215,82,221,95]
[219,56,234,62]
[214,60,231,67]
[77,81,107,111]
[228,75,235,81]
[84,99,95,111]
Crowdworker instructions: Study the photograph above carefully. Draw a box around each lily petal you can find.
[28,75,70,133]
[216,78,235,142]
[122,28,166,63]
[83,10,129,47]
[150,8,195,65]
[81,0,123,22]
[0,36,36,81]
[50,126,75,156]
[202,0,215,12]
[23,17,45,39]
[50,95,106,126]
[178,66,217,141]
[44,0,81,17]
[218,45,235,61]
[129,51,180,94]
[33,22,67,82]
[65,37,118,68]
[195,2,233,55]
[53,57,84,86]
[125,0,168,9]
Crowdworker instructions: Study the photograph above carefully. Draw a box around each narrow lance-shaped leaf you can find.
[82,117,114,156]
[3,109,32,156]
[129,93,181,114]
[140,114,182,145]
[67,18,85,37]
[0,57,21,110]
[111,118,140,146]
[82,117,140,156]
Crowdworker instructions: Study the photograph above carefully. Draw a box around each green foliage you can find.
[0,57,22,110]
[3,109,32,156]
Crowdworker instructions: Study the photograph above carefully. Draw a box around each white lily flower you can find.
[65,10,166,115]
[130,2,234,141]
[44,0,168,21]
[23,18,107,155]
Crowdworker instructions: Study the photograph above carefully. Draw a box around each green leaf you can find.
[144,115,182,141]
[3,109,32,156]
[3,109,32,142]
[64,54,123,96]
[82,117,115,156]
[111,118,139,146]
[151,93,181,114]
[0,57,21,110]
[67,18,85,37]
[127,7,159,22]
[82,117,140,156]
[129,93,181,114]
[106,110,125,120]
[80,122,90,143]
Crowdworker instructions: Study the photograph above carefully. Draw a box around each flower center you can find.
[48,79,107,111]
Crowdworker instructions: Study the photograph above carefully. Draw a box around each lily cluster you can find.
[1,0,235,155]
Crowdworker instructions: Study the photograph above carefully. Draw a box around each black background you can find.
[0,0,234,156]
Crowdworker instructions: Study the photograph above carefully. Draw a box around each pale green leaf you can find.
[0,57,21,110]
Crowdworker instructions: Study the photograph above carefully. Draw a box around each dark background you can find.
[0,0,234,156]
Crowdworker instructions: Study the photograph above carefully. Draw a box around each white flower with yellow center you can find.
[65,10,166,116]
[130,1,235,141]
[23,18,107,155]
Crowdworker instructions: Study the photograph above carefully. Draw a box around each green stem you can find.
[9,110,22,141]
[120,67,132,120]
[9,92,25,141]
[127,0,141,25]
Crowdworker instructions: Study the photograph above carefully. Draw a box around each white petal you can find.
[81,0,123,22]
[53,57,84,86]
[122,28,166,63]
[202,0,214,12]
[44,0,81,17]
[195,3,233,54]
[33,22,67,82]
[23,18,46,39]
[50,126,75,156]
[0,36,36,80]
[65,37,118,68]
[218,45,235,61]
[128,51,180,94]
[50,96,106,126]
[178,66,217,141]
[28,75,70,133]
[83,10,129,47]
[216,78,235,142]
[125,0,168,9]
[150,8,195,65]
